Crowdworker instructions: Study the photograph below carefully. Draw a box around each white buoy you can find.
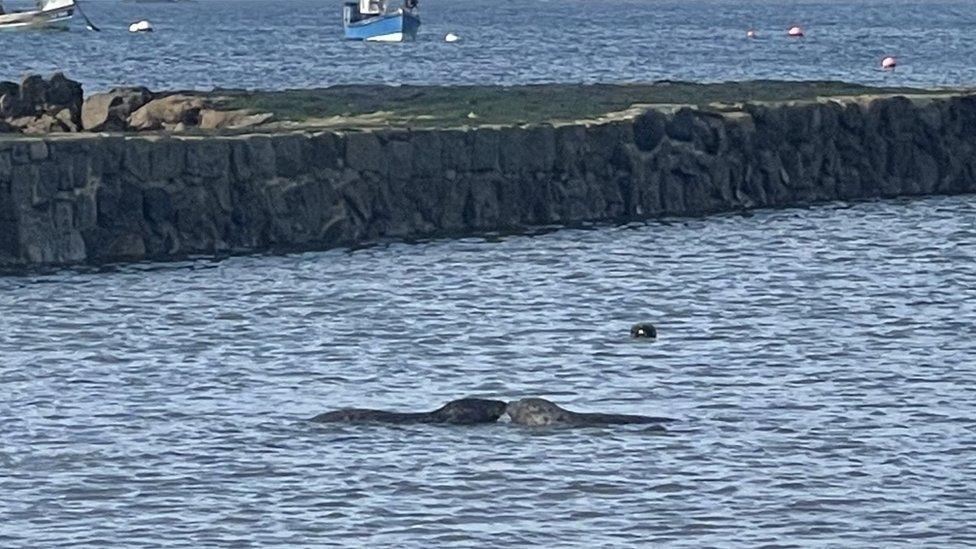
[445,32,460,43]
[788,26,804,38]
[746,29,757,39]
[129,20,154,33]
[881,56,897,70]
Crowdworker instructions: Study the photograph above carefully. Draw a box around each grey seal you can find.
[631,323,657,339]
[506,398,671,428]
[310,398,507,425]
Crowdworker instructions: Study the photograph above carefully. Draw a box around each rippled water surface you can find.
[2,195,976,546]
[2,0,976,91]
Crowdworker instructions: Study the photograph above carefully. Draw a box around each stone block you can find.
[185,139,230,179]
[273,134,306,178]
[440,129,471,171]
[344,132,385,173]
[471,128,500,172]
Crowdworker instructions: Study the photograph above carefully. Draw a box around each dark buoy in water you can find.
[630,323,657,339]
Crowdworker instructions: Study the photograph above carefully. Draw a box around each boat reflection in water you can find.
[0,0,75,30]
[343,0,420,42]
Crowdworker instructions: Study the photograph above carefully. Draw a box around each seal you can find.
[630,323,657,339]
[505,398,671,428]
[310,398,507,425]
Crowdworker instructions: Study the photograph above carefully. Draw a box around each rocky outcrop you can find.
[128,94,205,131]
[0,73,83,134]
[2,74,273,135]
[1,93,975,268]
[198,109,275,130]
[81,87,154,131]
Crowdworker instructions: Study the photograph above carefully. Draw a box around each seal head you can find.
[505,398,575,426]
[506,397,671,428]
[630,323,657,339]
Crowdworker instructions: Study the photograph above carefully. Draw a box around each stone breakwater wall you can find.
[2,93,976,267]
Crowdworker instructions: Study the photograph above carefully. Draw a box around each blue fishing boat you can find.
[343,0,420,42]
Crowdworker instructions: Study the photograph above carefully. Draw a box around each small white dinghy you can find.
[0,0,76,30]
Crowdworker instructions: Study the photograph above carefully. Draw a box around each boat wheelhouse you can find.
[0,0,75,30]
[342,0,420,42]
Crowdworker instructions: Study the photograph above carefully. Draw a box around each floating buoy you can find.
[881,56,897,70]
[444,32,460,43]
[746,29,757,39]
[129,20,154,33]
[788,26,804,37]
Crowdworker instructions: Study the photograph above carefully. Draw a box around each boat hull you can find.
[344,10,419,42]
[0,1,74,30]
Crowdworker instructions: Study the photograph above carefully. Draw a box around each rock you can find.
[198,109,274,130]
[1,74,84,133]
[0,88,27,119]
[45,72,83,117]
[17,114,60,134]
[128,94,204,131]
[0,81,17,97]
[55,109,78,132]
[18,75,47,112]
[82,87,154,131]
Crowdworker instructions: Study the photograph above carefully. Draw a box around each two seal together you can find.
[311,397,672,429]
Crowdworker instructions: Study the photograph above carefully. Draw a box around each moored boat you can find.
[343,0,420,42]
[0,0,75,30]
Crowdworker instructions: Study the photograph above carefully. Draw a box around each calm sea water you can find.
[2,195,976,546]
[3,1,976,546]
[1,0,976,91]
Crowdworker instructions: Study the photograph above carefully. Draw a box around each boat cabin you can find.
[342,0,420,41]
[0,0,75,28]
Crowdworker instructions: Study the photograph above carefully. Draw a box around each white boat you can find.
[0,0,76,30]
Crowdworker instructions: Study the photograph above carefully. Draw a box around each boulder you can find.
[128,94,204,131]
[82,87,154,131]
[1,74,84,132]
[18,74,47,111]
[54,108,79,132]
[12,113,60,134]
[44,72,83,118]
[198,109,274,130]
[0,83,28,119]
[0,81,17,97]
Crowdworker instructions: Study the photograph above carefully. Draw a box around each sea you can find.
[2,1,976,547]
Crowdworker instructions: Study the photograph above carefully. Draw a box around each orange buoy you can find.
[747,29,757,39]
[788,26,804,37]
[881,56,897,70]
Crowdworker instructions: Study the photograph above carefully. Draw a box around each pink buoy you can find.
[747,29,757,39]
[788,26,805,37]
[881,56,897,70]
